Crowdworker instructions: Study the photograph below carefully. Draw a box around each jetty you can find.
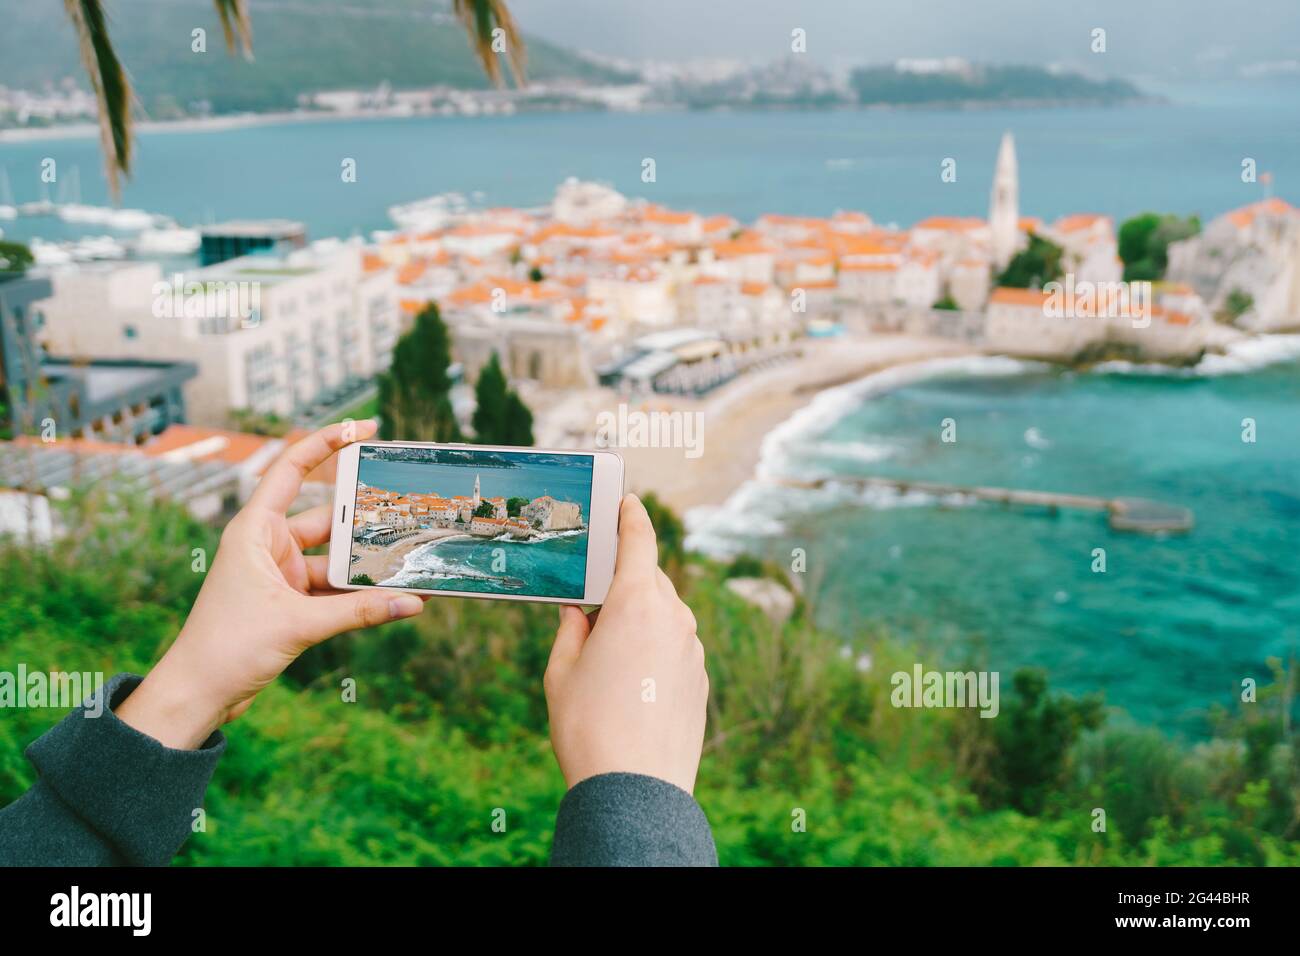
[770,475,1193,534]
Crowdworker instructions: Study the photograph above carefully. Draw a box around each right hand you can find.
[544,494,709,795]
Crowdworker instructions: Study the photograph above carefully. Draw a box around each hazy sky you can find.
[509,0,1300,78]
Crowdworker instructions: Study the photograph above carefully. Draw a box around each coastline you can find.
[349,528,468,584]
[622,328,1300,523]
[619,332,980,516]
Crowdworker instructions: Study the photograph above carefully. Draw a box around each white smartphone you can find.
[328,440,624,605]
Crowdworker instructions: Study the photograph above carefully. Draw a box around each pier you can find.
[771,475,1194,534]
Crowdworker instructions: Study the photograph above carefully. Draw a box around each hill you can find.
[0,0,633,116]
[851,63,1144,107]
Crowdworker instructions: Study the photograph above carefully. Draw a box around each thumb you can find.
[546,604,592,681]
[301,590,425,643]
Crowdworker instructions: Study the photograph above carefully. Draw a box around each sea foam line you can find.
[686,354,1040,555]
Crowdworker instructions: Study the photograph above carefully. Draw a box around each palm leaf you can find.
[452,0,527,87]
[62,0,132,200]
[212,0,254,60]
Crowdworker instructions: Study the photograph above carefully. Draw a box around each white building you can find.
[35,245,398,426]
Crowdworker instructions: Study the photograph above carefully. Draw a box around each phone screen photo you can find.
[347,444,595,599]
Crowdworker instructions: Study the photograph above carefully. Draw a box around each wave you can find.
[686,354,1034,554]
[754,354,1039,483]
[1091,334,1300,378]
[804,439,899,465]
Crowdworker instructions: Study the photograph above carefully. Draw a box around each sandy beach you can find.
[348,528,469,584]
[612,333,980,515]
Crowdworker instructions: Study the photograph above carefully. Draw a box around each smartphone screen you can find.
[347,444,595,599]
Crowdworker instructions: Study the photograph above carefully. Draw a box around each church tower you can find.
[473,474,481,508]
[989,132,1020,271]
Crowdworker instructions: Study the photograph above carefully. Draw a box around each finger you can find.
[299,588,424,643]
[305,553,332,591]
[546,604,592,683]
[289,504,335,550]
[250,419,377,514]
[612,494,660,585]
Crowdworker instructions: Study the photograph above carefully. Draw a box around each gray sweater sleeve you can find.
[0,673,225,867]
[550,772,718,866]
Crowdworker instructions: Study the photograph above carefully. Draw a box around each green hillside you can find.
[1,489,1296,866]
[0,0,631,116]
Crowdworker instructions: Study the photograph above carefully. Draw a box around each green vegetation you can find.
[850,64,1142,107]
[0,493,1297,866]
[1118,212,1201,281]
[996,233,1065,289]
[471,353,533,446]
[349,573,376,586]
[1221,288,1255,324]
[0,241,33,277]
[933,294,960,311]
[472,500,496,519]
[0,0,629,119]
[377,303,461,442]
[506,496,529,518]
[228,408,293,437]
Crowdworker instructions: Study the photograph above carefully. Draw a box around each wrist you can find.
[115,649,227,750]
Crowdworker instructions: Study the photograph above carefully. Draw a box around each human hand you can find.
[544,494,708,795]
[116,420,425,749]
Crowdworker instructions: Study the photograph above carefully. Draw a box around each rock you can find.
[725,576,795,627]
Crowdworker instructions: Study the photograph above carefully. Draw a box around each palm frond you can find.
[452,0,527,87]
[63,0,133,201]
[212,0,254,60]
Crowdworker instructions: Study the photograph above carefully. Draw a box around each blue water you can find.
[2,80,1298,238]
[390,532,589,600]
[692,355,1300,736]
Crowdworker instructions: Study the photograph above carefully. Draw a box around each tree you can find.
[996,233,1064,289]
[933,294,959,311]
[349,573,375,586]
[473,500,496,519]
[1222,288,1254,323]
[377,303,461,442]
[502,392,534,446]
[64,0,524,199]
[0,241,34,278]
[528,265,545,283]
[471,352,534,446]
[1118,212,1200,281]
[982,669,1104,815]
[506,496,529,517]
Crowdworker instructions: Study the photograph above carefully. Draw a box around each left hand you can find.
[116,419,425,749]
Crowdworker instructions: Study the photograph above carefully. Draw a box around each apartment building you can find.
[34,245,398,426]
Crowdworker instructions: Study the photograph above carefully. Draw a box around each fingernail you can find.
[389,595,423,619]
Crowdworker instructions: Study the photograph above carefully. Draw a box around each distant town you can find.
[353,473,584,548]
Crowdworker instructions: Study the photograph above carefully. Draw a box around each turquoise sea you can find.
[688,350,1300,736]
[2,80,1298,239]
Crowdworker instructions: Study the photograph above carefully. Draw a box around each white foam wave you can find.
[686,354,1034,554]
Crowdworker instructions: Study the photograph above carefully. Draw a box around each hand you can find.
[544,494,708,795]
[116,420,425,749]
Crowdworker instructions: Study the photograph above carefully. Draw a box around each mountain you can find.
[0,0,633,116]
